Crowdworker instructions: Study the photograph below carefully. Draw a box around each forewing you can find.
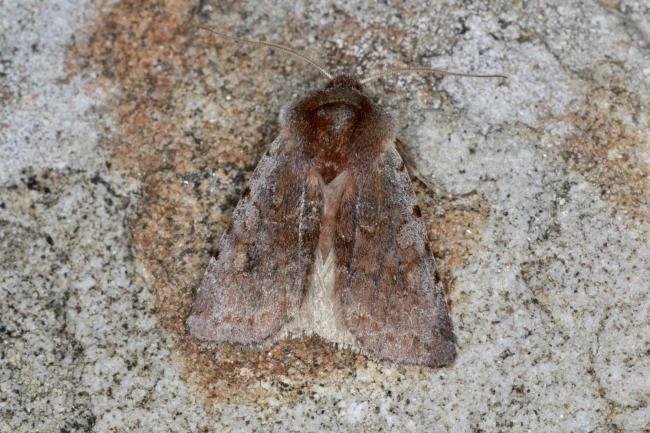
[335,146,456,367]
[187,137,322,345]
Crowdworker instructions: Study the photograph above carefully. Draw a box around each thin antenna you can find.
[197,25,333,80]
[361,66,507,84]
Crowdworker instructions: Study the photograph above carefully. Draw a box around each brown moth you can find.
[187,29,505,367]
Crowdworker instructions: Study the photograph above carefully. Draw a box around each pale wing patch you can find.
[273,247,358,349]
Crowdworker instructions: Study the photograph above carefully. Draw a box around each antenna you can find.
[361,66,507,84]
[197,26,333,80]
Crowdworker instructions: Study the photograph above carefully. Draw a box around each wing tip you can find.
[425,339,457,368]
[186,312,219,342]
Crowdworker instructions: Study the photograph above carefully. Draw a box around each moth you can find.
[187,28,505,367]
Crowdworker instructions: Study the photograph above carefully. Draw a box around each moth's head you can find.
[281,73,394,163]
[325,75,363,92]
[298,74,372,124]
[198,28,506,140]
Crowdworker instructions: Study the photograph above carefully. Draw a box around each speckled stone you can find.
[1,0,648,432]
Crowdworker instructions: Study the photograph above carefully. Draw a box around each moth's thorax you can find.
[284,75,396,183]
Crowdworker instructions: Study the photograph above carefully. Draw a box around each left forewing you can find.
[187,136,322,345]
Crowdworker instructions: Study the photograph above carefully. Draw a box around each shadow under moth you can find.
[187,28,505,368]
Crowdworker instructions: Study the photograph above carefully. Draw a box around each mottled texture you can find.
[187,134,323,344]
[189,76,455,367]
[2,0,649,431]
[336,145,456,367]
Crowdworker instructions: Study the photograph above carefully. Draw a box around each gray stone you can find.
[1,0,648,432]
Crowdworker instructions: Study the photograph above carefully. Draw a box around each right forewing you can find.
[334,145,456,367]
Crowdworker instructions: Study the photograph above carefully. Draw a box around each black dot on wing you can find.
[412,205,421,217]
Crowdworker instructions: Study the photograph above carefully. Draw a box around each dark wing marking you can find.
[334,145,456,367]
[187,136,322,344]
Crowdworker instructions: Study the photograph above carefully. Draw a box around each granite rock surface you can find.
[1,1,648,432]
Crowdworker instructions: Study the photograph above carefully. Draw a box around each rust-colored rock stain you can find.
[415,185,489,298]
[69,0,488,404]
[560,88,648,223]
